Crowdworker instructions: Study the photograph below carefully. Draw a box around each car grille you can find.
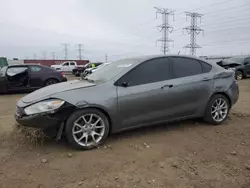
[15,106,24,117]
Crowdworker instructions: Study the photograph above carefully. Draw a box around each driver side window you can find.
[63,62,69,66]
[117,58,171,87]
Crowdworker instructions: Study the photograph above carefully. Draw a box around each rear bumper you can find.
[228,81,239,106]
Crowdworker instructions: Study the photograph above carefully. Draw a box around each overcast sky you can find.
[0,0,250,61]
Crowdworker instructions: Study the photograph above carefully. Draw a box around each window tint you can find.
[200,61,212,73]
[70,62,75,65]
[30,66,41,72]
[171,57,203,78]
[118,58,171,87]
[63,62,69,66]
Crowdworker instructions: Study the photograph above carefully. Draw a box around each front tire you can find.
[235,70,243,80]
[65,109,110,150]
[204,94,230,125]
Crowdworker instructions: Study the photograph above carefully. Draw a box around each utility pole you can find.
[183,12,204,56]
[42,51,47,60]
[51,52,56,60]
[105,54,108,63]
[155,7,175,54]
[77,44,84,60]
[62,43,69,60]
[33,53,36,60]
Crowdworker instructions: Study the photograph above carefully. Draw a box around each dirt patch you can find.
[0,79,250,188]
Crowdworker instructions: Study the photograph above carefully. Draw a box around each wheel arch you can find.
[210,92,232,109]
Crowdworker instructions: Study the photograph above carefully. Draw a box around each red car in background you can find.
[0,64,67,93]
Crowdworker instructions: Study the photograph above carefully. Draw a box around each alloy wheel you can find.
[72,114,105,147]
[211,98,228,122]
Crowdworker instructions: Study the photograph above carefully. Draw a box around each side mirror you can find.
[121,82,128,87]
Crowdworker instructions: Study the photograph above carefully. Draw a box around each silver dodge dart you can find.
[15,55,239,150]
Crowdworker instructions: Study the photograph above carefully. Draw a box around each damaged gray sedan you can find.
[15,55,239,150]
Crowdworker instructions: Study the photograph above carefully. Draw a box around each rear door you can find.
[116,57,175,129]
[28,65,44,88]
[167,56,214,117]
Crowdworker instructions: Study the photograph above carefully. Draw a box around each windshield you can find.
[226,57,245,64]
[0,66,7,77]
[86,59,138,82]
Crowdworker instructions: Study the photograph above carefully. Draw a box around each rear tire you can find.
[204,94,230,125]
[44,78,58,86]
[235,70,243,80]
[65,109,110,150]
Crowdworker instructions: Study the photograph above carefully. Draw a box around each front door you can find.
[116,57,174,129]
[61,62,69,72]
[28,65,43,88]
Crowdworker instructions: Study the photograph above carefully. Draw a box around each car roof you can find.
[8,64,44,68]
[118,54,209,65]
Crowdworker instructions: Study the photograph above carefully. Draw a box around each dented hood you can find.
[21,80,96,104]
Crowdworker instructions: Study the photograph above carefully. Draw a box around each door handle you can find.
[161,84,173,89]
[202,77,211,81]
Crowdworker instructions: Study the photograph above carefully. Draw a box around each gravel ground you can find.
[0,77,250,188]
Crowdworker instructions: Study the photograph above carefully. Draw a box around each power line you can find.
[51,52,56,60]
[155,7,175,54]
[61,43,69,60]
[185,0,235,12]
[183,12,204,56]
[42,51,47,60]
[77,44,84,60]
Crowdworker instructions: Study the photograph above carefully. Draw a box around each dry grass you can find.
[11,123,48,148]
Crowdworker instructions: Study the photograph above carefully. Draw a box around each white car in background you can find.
[51,61,77,72]
[81,63,111,78]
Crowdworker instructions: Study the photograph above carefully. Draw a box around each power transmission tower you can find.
[62,43,69,60]
[77,44,84,60]
[183,12,204,56]
[105,54,108,63]
[51,52,56,60]
[155,7,175,54]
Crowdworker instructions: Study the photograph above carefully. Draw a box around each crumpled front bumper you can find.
[14,101,76,137]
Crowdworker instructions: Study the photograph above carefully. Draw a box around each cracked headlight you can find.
[24,99,65,115]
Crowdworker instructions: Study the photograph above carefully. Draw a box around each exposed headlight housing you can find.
[228,67,236,71]
[24,99,65,115]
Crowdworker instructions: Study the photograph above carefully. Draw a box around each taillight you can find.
[61,71,65,76]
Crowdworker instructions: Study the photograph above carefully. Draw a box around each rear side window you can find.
[117,58,171,87]
[200,61,212,73]
[171,57,203,78]
[70,62,75,65]
[30,66,42,72]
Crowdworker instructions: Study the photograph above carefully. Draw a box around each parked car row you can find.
[72,62,103,76]
[216,56,250,80]
[0,64,67,93]
[15,55,239,150]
